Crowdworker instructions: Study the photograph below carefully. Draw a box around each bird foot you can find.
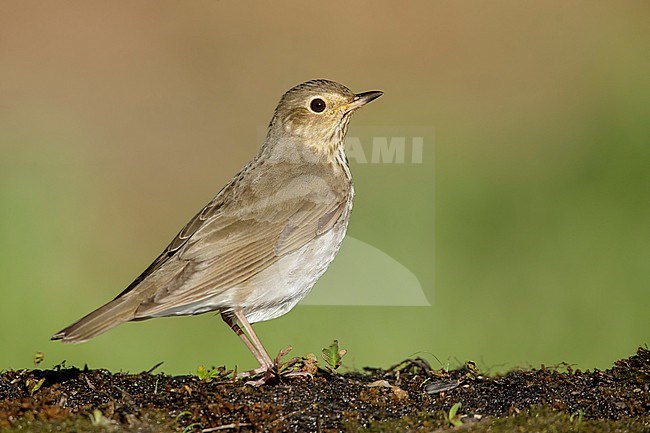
[235,365,270,379]
[238,346,314,386]
[243,368,275,386]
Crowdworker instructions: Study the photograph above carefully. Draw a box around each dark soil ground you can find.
[1,347,648,432]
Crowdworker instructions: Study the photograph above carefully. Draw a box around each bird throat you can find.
[307,113,352,163]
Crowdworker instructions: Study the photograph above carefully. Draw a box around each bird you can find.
[52,79,383,383]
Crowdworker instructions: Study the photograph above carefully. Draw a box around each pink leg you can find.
[220,312,269,369]
[233,310,274,367]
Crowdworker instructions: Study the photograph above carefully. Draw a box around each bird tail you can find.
[51,297,139,343]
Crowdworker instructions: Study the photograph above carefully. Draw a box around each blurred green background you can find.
[1,1,648,375]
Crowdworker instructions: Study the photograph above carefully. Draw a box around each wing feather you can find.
[130,171,350,318]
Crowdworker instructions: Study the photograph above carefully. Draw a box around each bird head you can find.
[269,79,383,153]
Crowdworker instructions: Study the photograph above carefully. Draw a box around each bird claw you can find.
[243,369,275,387]
[236,365,269,379]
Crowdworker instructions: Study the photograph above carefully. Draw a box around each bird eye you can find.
[309,98,326,113]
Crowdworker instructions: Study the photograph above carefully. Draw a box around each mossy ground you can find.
[1,347,648,432]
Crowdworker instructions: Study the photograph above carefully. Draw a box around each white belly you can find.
[239,221,348,323]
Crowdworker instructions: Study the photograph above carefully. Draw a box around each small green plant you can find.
[89,409,111,427]
[445,402,463,427]
[33,352,45,369]
[26,377,45,396]
[570,409,585,429]
[196,365,227,382]
[464,360,479,379]
[322,340,347,373]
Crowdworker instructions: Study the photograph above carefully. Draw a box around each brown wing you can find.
[128,172,350,318]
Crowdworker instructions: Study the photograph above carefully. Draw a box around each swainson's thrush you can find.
[52,79,383,382]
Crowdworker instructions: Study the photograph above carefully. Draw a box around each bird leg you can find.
[220,312,272,373]
[221,310,278,384]
[233,310,274,367]
[222,310,306,385]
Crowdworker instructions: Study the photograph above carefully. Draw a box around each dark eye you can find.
[310,98,326,113]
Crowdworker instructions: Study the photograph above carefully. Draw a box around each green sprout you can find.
[33,352,45,369]
[445,402,463,427]
[571,409,585,428]
[89,409,111,427]
[182,422,203,433]
[196,365,227,382]
[321,340,347,373]
[26,377,45,396]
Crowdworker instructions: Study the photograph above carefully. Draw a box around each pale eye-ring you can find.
[309,98,327,113]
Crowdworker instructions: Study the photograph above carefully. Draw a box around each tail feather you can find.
[51,298,140,343]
